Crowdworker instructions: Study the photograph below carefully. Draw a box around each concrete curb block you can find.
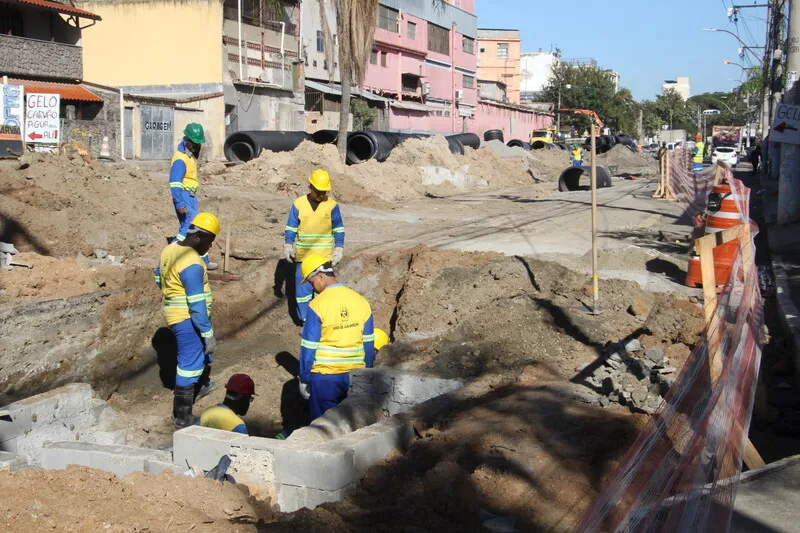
[40,442,173,478]
[771,255,800,386]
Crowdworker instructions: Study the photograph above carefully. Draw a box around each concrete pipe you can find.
[557,165,613,192]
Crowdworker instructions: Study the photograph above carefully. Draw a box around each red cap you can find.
[225,373,255,395]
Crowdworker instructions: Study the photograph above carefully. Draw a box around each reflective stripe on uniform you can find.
[285,225,299,232]
[300,339,320,349]
[177,366,204,378]
[297,294,314,303]
[200,329,214,338]
[362,334,375,342]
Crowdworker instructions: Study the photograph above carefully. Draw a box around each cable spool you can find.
[685,183,743,287]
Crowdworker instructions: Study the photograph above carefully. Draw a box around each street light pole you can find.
[703,28,764,62]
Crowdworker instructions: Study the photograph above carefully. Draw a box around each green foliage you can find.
[654,89,696,135]
[351,98,376,130]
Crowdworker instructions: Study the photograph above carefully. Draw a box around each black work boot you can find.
[173,385,197,429]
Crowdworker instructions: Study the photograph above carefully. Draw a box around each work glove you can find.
[283,243,295,262]
[331,247,344,266]
[298,381,310,400]
[203,335,217,356]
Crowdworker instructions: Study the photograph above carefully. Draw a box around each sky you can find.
[474,0,768,101]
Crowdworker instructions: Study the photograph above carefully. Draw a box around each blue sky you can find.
[474,0,767,101]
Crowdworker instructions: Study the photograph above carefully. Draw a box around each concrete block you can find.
[40,442,168,478]
[274,443,355,491]
[0,404,33,442]
[288,398,383,445]
[0,438,17,454]
[90,430,127,446]
[0,451,26,470]
[277,483,352,513]
[348,369,393,400]
[338,417,414,479]
[229,437,285,500]
[6,384,94,430]
[173,425,247,471]
[145,459,184,475]
[391,372,463,407]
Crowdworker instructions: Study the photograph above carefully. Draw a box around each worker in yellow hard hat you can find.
[692,133,705,175]
[155,212,220,428]
[283,169,345,323]
[297,254,373,419]
[169,123,218,271]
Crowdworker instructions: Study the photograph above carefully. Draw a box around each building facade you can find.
[77,0,304,159]
[520,49,560,101]
[477,29,520,104]
[0,0,122,158]
[663,77,691,100]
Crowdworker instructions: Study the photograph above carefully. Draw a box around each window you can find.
[407,21,416,40]
[370,50,378,65]
[497,43,509,59]
[316,30,324,52]
[428,23,450,55]
[462,74,475,89]
[381,52,387,67]
[377,4,399,33]
[402,74,419,92]
[462,36,475,55]
[480,47,485,53]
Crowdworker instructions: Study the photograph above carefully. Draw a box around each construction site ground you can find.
[2,147,789,532]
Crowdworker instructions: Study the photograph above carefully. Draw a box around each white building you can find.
[662,77,690,100]
[520,49,560,100]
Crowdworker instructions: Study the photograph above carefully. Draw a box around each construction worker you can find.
[570,145,583,167]
[284,169,345,323]
[692,133,705,175]
[297,254,373,419]
[199,374,255,435]
[170,123,218,270]
[156,212,219,428]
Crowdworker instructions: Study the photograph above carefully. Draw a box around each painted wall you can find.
[472,102,552,140]
[78,0,224,86]
[520,52,559,98]
[478,35,521,104]
[301,0,339,82]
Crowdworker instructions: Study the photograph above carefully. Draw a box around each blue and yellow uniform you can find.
[693,141,705,174]
[157,241,214,387]
[571,147,583,167]
[285,196,345,321]
[199,405,248,434]
[299,284,374,419]
[169,142,211,264]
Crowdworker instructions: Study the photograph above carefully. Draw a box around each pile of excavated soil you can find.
[593,145,658,176]
[0,467,273,532]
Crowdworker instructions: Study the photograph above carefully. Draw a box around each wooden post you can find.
[696,224,765,469]
[590,122,600,315]
[654,152,665,198]
[224,226,231,274]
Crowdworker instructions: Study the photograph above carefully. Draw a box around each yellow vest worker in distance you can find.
[298,254,374,420]
[200,373,256,435]
[284,169,345,323]
[693,134,705,175]
[157,212,219,428]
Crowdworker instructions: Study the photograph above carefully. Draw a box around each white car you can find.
[712,146,738,167]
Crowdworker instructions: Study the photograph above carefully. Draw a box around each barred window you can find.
[370,50,378,65]
[317,31,324,52]
[377,5,399,33]
[407,21,416,40]
[497,43,509,59]
[462,74,475,89]
[428,23,450,55]
[462,36,474,55]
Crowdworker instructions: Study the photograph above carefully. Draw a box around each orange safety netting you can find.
[576,152,763,532]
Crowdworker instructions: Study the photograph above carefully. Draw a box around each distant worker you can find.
[570,145,583,167]
[284,169,345,323]
[297,254,374,419]
[692,134,705,175]
[156,212,219,428]
[199,374,255,435]
[169,123,218,270]
[750,144,762,174]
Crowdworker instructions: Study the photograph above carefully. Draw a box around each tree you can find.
[655,88,695,134]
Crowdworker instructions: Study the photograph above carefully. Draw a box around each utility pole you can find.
[778,0,800,224]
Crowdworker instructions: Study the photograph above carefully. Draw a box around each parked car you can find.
[712,146,739,167]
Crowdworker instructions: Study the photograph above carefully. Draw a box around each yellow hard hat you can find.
[309,169,331,191]
[374,328,389,351]
[189,212,220,236]
[301,253,332,283]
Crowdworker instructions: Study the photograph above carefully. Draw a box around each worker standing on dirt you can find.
[570,145,583,167]
[199,374,255,435]
[284,169,345,323]
[156,212,220,428]
[169,123,218,271]
[297,254,373,419]
[692,134,705,175]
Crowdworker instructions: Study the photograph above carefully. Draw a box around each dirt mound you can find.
[594,145,657,176]
[0,467,273,532]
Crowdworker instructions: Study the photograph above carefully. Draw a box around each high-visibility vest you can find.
[572,148,583,161]
[170,149,199,195]
[159,242,212,326]
[306,285,372,375]
[293,196,339,261]
[693,142,705,164]
[200,405,247,434]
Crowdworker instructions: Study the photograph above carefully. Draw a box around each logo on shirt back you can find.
[334,306,359,330]
[340,307,350,321]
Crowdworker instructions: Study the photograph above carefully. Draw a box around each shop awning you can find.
[9,79,104,102]
[15,0,101,20]
[305,80,392,103]
[391,100,433,112]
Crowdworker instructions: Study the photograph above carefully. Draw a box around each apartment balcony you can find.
[0,35,83,81]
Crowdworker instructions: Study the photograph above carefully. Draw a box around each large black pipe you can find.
[557,166,613,192]
[346,131,429,164]
[311,129,339,145]
[224,131,312,162]
[447,133,480,150]
[484,129,504,143]
[507,139,531,150]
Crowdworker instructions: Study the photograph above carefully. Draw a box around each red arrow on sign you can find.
[27,132,42,140]
[774,121,799,133]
